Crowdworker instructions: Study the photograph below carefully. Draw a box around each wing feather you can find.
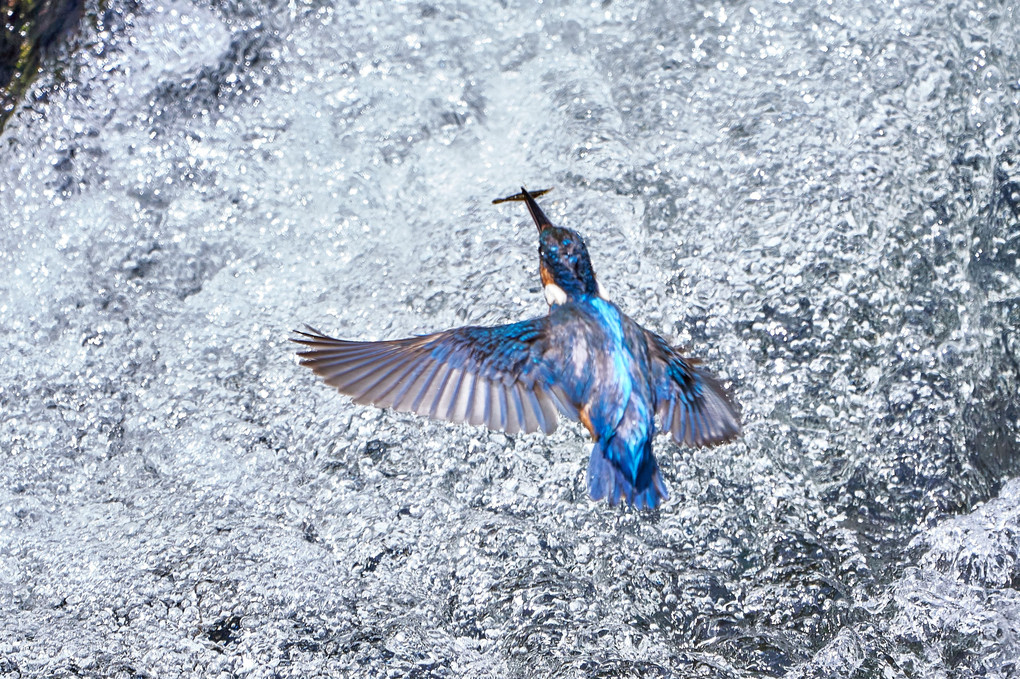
[360,355,420,407]
[426,364,457,419]
[293,320,557,435]
[517,384,543,434]
[388,354,433,412]
[505,381,525,435]
[468,377,488,427]
[535,389,560,435]
[440,368,467,421]
[546,383,580,420]
[409,360,446,413]
[486,380,503,431]
[315,348,394,382]
[445,369,470,423]
[643,329,740,448]
[345,352,414,401]
[495,381,510,432]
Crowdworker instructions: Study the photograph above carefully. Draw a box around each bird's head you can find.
[537,225,599,304]
[494,187,602,305]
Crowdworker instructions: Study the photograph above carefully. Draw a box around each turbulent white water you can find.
[1,0,1019,676]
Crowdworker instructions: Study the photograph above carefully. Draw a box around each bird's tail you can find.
[587,438,669,510]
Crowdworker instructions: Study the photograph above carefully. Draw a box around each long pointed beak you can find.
[492,186,554,231]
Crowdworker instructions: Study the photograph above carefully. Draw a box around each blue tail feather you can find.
[587,438,669,509]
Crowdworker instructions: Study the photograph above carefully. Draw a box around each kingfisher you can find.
[292,188,740,509]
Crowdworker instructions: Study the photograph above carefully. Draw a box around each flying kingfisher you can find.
[292,188,740,509]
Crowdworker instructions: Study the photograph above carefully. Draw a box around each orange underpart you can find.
[579,405,598,440]
[540,264,553,287]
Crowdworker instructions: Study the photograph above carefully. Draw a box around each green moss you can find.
[1,0,85,133]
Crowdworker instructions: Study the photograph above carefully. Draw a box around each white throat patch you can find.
[544,283,568,306]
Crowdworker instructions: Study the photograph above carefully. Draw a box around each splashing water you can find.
[1,0,1018,676]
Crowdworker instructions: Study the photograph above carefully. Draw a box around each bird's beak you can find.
[492,186,553,232]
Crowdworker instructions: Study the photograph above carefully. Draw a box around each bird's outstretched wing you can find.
[292,319,566,435]
[644,330,741,447]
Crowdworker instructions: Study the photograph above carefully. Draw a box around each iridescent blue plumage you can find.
[293,187,740,510]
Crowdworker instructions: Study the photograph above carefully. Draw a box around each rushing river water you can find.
[1,0,1019,676]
